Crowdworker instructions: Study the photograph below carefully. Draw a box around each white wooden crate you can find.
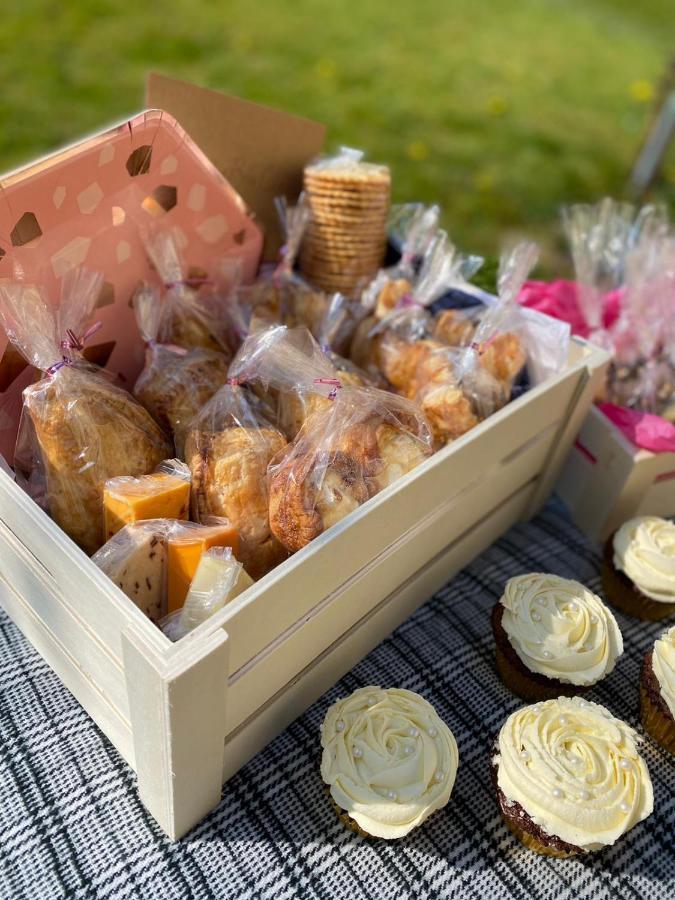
[0,337,607,839]
[556,404,675,542]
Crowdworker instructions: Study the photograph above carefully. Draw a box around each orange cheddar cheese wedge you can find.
[167,520,239,613]
[104,471,190,540]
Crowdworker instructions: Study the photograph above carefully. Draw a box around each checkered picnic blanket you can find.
[0,500,673,899]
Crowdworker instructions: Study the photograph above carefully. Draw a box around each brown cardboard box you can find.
[146,73,326,260]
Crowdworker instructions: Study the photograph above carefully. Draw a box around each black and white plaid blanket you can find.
[1,500,673,899]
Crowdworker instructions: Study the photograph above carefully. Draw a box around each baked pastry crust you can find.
[269,411,431,553]
[186,425,288,579]
[22,368,171,554]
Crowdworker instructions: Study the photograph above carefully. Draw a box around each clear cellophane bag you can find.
[183,375,288,580]
[131,280,230,456]
[0,268,171,554]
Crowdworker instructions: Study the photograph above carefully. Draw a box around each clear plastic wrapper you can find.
[160,546,254,641]
[92,516,239,623]
[405,243,539,446]
[142,227,243,357]
[131,281,230,455]
[229,325,367,440]
[0,270,172,554]
[268,384,433,552]
[103,458,191,540]
[184,380,288,579]
[562,198,668,337]
[238,195,332,337]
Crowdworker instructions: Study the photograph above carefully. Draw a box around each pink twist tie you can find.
[397,292,421,310]
[60,320,102,352]
[314,377,342,400]
[470,334,497,355]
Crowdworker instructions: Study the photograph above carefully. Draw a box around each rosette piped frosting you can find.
[500,573,623,685]
[653,625,675,719]
[320,686,458,838]
[613,516,675,603]
[494,697,653,851]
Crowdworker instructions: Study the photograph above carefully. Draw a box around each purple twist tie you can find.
[46,357,73,377]
[60,320,102,352]
[313,377,342,400]
[397,292,421,310]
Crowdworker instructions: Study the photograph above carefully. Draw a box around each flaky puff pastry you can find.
[269,410,432,553]
[406,343,482,446]
[277,369,366,440]
[432,309,477,348]
[21,368,171,554]
[374,278,413,321]
[133,345,230,456]
[186,425,288,579]
[243,279,329,338]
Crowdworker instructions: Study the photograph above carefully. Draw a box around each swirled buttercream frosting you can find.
[500,573,623,685]
[613,516,675,603]
[494,697,653,851]
[653,625,675,719]
[320,686,459,838]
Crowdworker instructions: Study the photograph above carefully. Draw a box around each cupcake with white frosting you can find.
[492,573,623,702]
[640,625,675,754]
[320,686,459,839]
[493,697,653,857]
[603,516,675,621]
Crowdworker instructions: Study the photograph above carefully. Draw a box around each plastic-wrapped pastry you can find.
[185,382,288,579]
[0,270,172,554]
[143,227,242,356]
[238,195,331,337]
[229,325,362,440]
[131,282,230,455]
[432,307,480,347]
[268,385,433,553]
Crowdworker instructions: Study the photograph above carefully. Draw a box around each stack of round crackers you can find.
[300,155,391,297]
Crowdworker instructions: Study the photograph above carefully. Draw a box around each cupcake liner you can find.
[323,784,374,839]
[640,679,675,755]
[501,814,581,858]
[492,604,589,702]
[602,537,675,622]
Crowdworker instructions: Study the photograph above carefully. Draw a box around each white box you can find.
[0,336,608,839]
[556,404,675,542]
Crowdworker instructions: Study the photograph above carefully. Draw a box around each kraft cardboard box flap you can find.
[147,73,326,260]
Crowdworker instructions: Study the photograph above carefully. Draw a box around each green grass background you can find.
[1,0,673,274]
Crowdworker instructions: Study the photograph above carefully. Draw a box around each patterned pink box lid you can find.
[0,109,263,464]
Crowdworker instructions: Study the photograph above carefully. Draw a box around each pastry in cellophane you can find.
[238,195,331,337]
[268,383,433,553]
[131,280,230,455]
[0,269,172,554]
[229,324,366,441]
[143,227,243,357]
[184,379,288,579]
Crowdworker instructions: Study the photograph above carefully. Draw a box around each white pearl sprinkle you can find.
[552,788,564,799]
[568,601,578,612]
[558,716,569,726]
[336,721,345,732]
[387,790,397,801]
[531,611,541,622]
[434,771,444,783]
[542,650,553,659]
[428,726,438,737]
[352,746,362,758]
[367,697,377,707]
[521,750,530,761]
[408,727,419,738]
[619,802,630,813]
[619,759,631,770]
[579,790,591,801]
[404,745,414,756]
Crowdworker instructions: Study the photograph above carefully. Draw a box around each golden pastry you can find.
[133,345,230,456]
[22,369,171,554]
[433,308,477,347]
[186,419,288,580]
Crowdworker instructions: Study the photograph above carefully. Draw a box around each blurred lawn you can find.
[1,0,673,274]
